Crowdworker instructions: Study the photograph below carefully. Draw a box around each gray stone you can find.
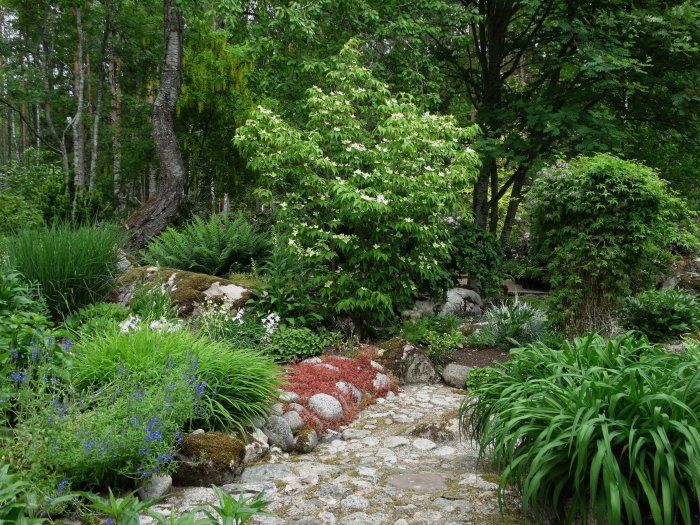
[289,402,306,413]
[138,474,172,501]
[308,393,344,421]
[262,415,295,451]
[387,472,448,492]
[401,299,440,320]
[384,436,410,448]
[342,428,370,440]
[271,402,284,416]
[412,438,437,451]
[279,390,300,403]
[191,428,205,435]
[295,428,319,453]
[372,373,391,390]
[336,381,362,404]
[403,350,440,384]
[251,428,268,445]
[303,357,323,364]
[243,441,269,464]
[341,494,370,510]
[339,513,388,525]
[240,463,293,483]
[439,287,482,317]
[441,364,471,388]
[282,410,304,433]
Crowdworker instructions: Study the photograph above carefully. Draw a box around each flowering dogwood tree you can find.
[235,42,480,326]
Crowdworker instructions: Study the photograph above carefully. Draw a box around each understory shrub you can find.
[235,42,480,328]
[621,288,700,341]
[128,278,176,321]
[527,154,698,334]
[462,333,700,525]
[64,302,130,337]
[69,326,280,432]
[3,223,127,318]
[0,269,50,352]
[142,213,271,277]
[266,326,325,362]
[468,300,547,350]
[446,218,503,298]
[401,315,464,367]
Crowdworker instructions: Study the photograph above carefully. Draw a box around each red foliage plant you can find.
[282,351,397,432]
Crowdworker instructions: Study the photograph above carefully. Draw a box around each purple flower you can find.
[57,479,68,495]
[62,338,73,352]
[146,430,163,442]
[10,372,27,384]
[31,346,40,361]
[106,518,114,525]
[9,346,18,360]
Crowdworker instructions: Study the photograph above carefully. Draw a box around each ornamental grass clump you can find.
[461,333,700,525]
[468,300,547,350]
[3,222,126,318]
[70,325,280,432]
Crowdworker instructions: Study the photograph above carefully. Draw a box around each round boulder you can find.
[441,364,471,389]
[308,393,344,421]
[262,415,295,452]
[172,432,245,486]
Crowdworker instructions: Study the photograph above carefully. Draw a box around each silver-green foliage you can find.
[235,41,480,325]
[142,213,271,277]
[461,333,700,525]
[469,300,547,350]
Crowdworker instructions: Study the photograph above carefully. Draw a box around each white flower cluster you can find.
[119,315,182,333]
[360,193,389,205]
[261,312,280,342]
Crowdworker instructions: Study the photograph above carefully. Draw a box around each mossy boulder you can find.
[369,339,440,384]
[172,432,246,486]
[110,266,252,317]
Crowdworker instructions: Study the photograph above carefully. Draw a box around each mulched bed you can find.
[449,345,511,368]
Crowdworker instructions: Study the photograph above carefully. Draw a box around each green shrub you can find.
[64,302,130,337]
[464,366,499,391]
[621,289,700,341]
[128,278,176,321]
[70,327,280,432]
[0,270,50,352]
[4,223,127,318]
[0,193,44,235]
[467,300,547,350]
[235,42,480,328]
[423,330,463,368]
[142,213,271,277]
[527,154,698,334]
[198,302,267,348]
[461,333,700,525]
[266,326,325,362]
[400,315,464,367]
[446,219,503,298]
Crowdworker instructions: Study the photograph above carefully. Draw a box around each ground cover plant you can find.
[283,353,397,431]
[467,300,547,350]
[3,223,127,318]
[621,288,700,342]
[0,269,51,352]
[142,213,271,277]
[462,333,700,525]
[400,314,464,368]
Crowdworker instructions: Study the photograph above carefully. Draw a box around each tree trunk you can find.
[72,5,86,210]
[499,168,527,248]
[108,55,122,206]
[489,163,499,234]
[125,0,185,251]
[33,104,40,150]
[88,16,111,193]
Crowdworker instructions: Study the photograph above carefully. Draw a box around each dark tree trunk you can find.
[125,0,185,251]
[499,168,526,248]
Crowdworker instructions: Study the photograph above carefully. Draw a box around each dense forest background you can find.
[0,0,698,245]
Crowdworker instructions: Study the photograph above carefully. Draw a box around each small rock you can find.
[271,403,284,416]
[279,390,300,403]
[318,363,340,372]
[441,364,471,388]
[308,393,344,421]
[289,402,305,413]
[303,357,323,364]
[402,350,440,384]
[412,438,437,451]
[243,441,269,464]
[251,428,268,445]
[372,373,391,390]
[191,428,205,435]
[384,436,410,448]
[342,428,370,440]
[138,474,172,501]
[282,410,304,433]
[370,360,384,371]
[341,494,370,510]
[295,428,319,453]
[336,381,362,403]
[173,432,245,486]
[262,415,295,452]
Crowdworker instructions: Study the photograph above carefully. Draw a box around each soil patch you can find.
[449,346,511,368]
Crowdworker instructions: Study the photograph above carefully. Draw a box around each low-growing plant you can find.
[69,326,280,432]
[266,326,325,362]
[0,463,59,524]
[142,213,271,277]
[197,302,267,348]
[200,485,272,525]
[128,276,177,321]
[462,333,700,525]
[64,302,130,337]
[468,300,547,350]
[76,488,167,525]
[400,314,464,368]
[621,288,700,341]
[464,366,500,391]
[423,330,464,369]
[3,222,127,318]
[0,269,50,351]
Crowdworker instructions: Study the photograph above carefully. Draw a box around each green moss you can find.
[181,432,246,467]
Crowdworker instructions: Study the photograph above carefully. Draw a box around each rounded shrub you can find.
[266,327,325,362]
[621,288,700,341]
[70,326,281,432]
[527,154,697,334]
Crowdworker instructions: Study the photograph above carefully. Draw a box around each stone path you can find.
[147,384,529,525]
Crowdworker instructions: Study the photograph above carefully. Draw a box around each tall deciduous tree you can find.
[125,0,185,249]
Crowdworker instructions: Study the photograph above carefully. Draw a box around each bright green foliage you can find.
[0,462,71,524]
[464,366,499,392]
[0,270,50,352]
[236,42,480,327]
[70,327,280,432]
[4,223,127,318]
[77,488,167,525]
[468,301,547,350]
[200,485,272,525]
[198,301,266,348]
[462,333,700,525]
[128,278,177,321]
[142,213,271,277]
[527,154,697,334]
[621,289,700,342]
[64,302,130,337]
[266,327,325,363]
[445,219,503,298]
[400,314,464,367]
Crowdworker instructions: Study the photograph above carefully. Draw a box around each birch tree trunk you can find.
[72,5,86,209]
[88,15,111,193]
[108,55,122,206]
[125,0,185,250]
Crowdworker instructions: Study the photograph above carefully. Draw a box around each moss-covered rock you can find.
[172,432,246,486]
[109,266,251,317]
[294,427,319,453]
